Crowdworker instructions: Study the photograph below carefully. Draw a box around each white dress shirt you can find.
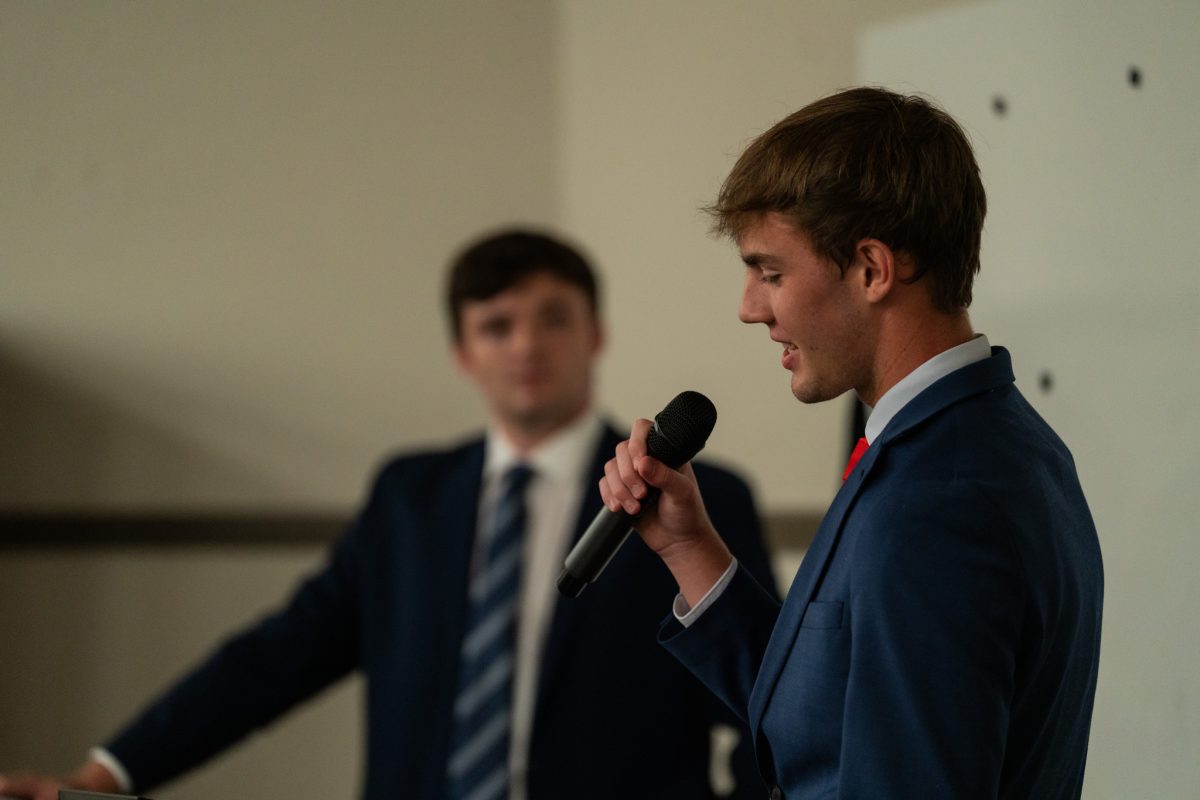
[674,334,992,626]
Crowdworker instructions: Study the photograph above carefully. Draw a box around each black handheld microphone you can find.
[556,390,717,598]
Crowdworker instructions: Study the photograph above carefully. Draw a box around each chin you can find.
[509,400,566,429]
[791,379,837,405]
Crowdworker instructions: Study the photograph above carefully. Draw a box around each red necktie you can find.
[843,437,869,481]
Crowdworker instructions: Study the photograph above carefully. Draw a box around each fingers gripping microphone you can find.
[556,390,717,598]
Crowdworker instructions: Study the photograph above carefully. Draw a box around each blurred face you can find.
[454,272,602,441]
[737,213,870,404]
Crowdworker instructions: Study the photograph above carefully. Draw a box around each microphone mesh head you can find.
[646,390,718,468]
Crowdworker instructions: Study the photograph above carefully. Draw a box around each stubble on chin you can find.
[790,374,844,405]
[791,387,829,405]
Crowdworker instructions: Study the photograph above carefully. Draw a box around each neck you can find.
[495,404,590,457]
[860,310,975,407]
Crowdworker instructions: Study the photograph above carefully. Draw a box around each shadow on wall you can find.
[0,339,281,512]
[0,338,350,775]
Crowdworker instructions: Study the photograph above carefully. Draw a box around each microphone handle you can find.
[556,488,661,598]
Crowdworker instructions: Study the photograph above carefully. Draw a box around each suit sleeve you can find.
[102,488,379,792]
[670,464,781,798]
[658,563,780,725]
[838,479,1024,797]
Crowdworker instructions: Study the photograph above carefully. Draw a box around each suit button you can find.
[768,787,783,800]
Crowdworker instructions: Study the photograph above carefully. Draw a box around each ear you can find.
[452,339,477,380]
[853,238,899,303]
[590,318,607,357]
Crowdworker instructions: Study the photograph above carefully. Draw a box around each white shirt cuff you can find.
[672,558,739,628]
[88,747,133,794]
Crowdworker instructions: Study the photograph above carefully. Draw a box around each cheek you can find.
[776,296,810,336]
[552,329,597,359]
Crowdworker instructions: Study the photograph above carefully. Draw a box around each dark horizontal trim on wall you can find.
[763,511,823,552]
[0,512,350,548]
[0,510,824,551]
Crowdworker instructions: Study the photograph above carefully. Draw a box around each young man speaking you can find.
[600,87,1104,799]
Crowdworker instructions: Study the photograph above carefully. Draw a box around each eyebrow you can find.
[740,252,779,268]
[475,312,512,328]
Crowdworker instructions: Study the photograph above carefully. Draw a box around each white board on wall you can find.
[860,1,1200,797]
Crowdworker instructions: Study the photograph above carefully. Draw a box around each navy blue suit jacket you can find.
[106,425,777,799]
[663,348,1104,798]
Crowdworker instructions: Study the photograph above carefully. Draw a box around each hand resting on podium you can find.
[0,758,120,800]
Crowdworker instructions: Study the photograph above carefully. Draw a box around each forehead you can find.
[459,272,593,318]
[736,213,830,272]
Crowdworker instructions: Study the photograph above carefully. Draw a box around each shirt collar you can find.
[864,333,991,444]
[484,411,603,487]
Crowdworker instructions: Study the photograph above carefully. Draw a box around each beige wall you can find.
[0,546,361,798]
[1,0,559,512]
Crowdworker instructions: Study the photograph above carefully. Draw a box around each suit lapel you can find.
[532,425,621,725]
[747,449,875,734]
[430,439,487,665]
[747,348,1016,735]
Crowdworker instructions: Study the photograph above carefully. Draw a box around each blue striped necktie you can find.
[446,463,535,800]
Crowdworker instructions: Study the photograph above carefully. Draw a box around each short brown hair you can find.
[709,87,986,312]
[446,228,600,340]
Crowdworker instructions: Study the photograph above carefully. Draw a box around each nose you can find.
[510,319,545,357]
[738,272,769,325]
